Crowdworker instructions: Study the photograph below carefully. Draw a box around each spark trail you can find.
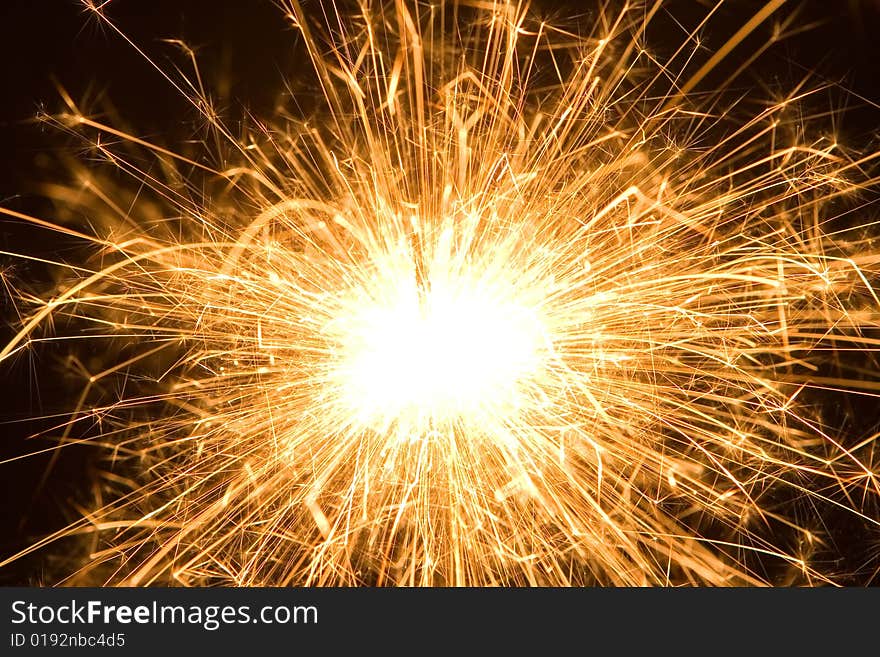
[2,0,879,586]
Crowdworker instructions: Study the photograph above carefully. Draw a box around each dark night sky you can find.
[0,0,879,585]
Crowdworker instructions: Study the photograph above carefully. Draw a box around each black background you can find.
[1,0,879,586]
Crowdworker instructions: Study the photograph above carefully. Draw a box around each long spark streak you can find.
[2,0,879,586]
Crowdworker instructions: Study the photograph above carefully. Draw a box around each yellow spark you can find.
[1,0,879,586]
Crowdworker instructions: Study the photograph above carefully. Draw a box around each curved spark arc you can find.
[1,0,879,586]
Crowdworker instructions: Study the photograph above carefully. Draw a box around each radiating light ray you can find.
[1,0,879,586]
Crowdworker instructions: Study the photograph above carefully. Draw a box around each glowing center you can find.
[335,276,546,430]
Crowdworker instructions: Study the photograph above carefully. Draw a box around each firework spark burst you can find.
[2,0,880,586]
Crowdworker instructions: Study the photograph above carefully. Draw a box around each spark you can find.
[2,0,879,586]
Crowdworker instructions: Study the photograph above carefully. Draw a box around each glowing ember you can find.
[330,234,548,431]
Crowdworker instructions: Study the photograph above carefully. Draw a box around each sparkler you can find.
[2,0,879,586]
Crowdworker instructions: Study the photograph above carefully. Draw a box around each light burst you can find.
[2,0,880,586]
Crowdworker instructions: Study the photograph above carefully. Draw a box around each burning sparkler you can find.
[1,0,879,586]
